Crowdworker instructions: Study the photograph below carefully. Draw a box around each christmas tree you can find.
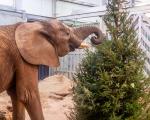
[70,0,150,120]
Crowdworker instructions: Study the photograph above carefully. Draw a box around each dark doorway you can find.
[38,65,49,80]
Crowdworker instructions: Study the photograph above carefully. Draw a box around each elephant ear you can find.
[15,22,60,67]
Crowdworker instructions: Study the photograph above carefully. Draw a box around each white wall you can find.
[22,0,53,16]
[77,0,101,6]
[56,1,91,16]
[0,0,105,17]
[0,13,25,25]
[0,0,53,17]
[0,0,14,7]
[80,0,101,5]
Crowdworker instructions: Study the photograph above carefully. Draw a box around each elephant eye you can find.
[66,32,69,36]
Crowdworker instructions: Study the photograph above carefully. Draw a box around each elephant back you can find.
[0,23,22,61]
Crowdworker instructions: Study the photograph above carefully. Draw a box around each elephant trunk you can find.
[73,26,105,45]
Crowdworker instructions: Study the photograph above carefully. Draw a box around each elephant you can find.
[0,19,104,120]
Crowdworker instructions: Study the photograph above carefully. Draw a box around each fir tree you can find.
[70,0,150,120]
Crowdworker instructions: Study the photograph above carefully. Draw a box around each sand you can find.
[0,75,74,120]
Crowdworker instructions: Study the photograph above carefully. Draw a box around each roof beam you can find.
[58,0,97,7]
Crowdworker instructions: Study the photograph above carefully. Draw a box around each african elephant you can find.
[0,19,104,120]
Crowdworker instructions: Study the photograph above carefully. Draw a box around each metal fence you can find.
[50,49,86,77]
[39,48,87,80]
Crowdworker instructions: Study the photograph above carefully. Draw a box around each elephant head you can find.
[15,19,104,67]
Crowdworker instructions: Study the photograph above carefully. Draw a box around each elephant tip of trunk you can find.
[90,36,105,45]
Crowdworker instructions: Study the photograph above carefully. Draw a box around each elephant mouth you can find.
[69,44,75,52]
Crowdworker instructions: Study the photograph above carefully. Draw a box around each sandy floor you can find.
[0,75,74,120]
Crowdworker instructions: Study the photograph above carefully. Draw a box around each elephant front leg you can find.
[7,88,25,120]
[17,88,44,120]
[16,63,44,120]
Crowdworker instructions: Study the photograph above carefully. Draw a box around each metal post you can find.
[138,14,142,43]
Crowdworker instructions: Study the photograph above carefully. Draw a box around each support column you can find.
[15,0,23,11]
[52,0,57,17]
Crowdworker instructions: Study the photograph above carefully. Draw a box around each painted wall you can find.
[70,0,101,6]
[0,0,53,17]
[0,0,14,7]
[22,0,53,16]
[56,1,92,16]
[0,0,105,17]
[0,13,24,25]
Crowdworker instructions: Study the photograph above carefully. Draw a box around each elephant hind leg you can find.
[7,88,25,120]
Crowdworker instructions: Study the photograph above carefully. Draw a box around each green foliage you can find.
[70,0,150,120]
